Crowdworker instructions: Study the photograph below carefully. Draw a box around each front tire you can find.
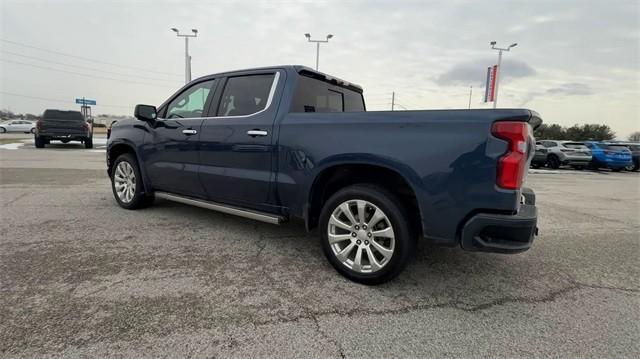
[319,184,415,285]
[111,153,154,209]
[0,127,6,133]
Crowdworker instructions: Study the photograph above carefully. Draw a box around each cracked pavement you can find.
[1,144,639,357]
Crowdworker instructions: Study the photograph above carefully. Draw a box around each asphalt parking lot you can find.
[1,135,639,357]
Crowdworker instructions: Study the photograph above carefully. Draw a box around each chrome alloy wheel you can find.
[113,161,136,203]
[327,199,395,274]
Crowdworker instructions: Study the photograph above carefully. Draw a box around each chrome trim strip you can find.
[155,192,283,224]
[158,71,281,122]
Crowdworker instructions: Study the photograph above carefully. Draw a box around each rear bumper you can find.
[37,132,89,140]
[562,157,591,165]
[460,188,538,254]
[595,157,633,168]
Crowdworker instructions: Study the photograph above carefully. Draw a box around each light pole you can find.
[490,41,517,108]
[305,33,333,71]
[172,28,198,83]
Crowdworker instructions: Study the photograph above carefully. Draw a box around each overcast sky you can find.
[1,0,638,138]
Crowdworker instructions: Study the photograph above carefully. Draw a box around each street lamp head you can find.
[509,42,518,48]
[490,41,496,46]
[171,28,179,33]
[327,34,333,39]
[304,33,311,39]
[192,29,198,34]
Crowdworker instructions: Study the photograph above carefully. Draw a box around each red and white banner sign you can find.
[484,65,498,102]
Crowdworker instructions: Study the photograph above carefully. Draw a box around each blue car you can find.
[583,141,633,171]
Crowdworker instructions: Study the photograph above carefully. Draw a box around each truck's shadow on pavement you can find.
[147,198,562,311]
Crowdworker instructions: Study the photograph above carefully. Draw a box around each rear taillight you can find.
[107,127,111,139]
[36,120,42,130]
[492,121,529,190]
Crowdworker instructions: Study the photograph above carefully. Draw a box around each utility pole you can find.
[304,33,333,70]
[391,91,395,111]
[468,86,473,109]
[490,41,517,108]
[172,28,198,83]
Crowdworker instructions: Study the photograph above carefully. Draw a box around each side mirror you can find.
[134,104,157,121]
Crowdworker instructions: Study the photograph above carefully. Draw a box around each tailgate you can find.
[40,119,87,134]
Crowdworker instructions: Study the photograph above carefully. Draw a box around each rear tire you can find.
[111,153,154,209]
[30,128,36,134]
[0,127,6,133]
[318,184,415,285]
[547,155,560,169]
[34,136,45,148]
[85,136,93,149]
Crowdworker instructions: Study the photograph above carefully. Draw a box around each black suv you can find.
[35,110,93,148]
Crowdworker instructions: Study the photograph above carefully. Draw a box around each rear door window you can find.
[216,74,276,117]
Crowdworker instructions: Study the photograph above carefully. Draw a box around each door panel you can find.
[143,118,206,197]
[198,71,282,207]
[142,79,218,198]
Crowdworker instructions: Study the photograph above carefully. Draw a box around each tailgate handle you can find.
[247,129,268,137]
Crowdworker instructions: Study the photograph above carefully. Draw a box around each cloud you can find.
[435,59,536,86]
[518,82,594,106]
[546,83,594,96]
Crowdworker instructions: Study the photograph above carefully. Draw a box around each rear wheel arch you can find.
[306,163,422,235]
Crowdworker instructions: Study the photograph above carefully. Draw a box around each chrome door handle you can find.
[247,130,268,137]
[182,129,198,135]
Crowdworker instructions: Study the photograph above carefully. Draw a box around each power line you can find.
[0,91,134,109]
[1,50,178,84]
[0,38,182,78]
[0,58,177,87]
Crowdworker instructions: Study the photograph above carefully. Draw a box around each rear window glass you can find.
[606,144,630,151]
[562,143,588,149]
[291,75,365,113]
[43,110,84,121]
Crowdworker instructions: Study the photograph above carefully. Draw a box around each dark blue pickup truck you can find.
[107,65,541,284]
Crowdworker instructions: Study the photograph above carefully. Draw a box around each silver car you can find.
[536,140,592,169]
[0,119,36,134]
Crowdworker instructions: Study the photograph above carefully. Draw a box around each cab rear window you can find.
[290,75,365,113]
[43,110,84,121]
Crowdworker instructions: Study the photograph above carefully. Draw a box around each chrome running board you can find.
[155,192,284,225]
